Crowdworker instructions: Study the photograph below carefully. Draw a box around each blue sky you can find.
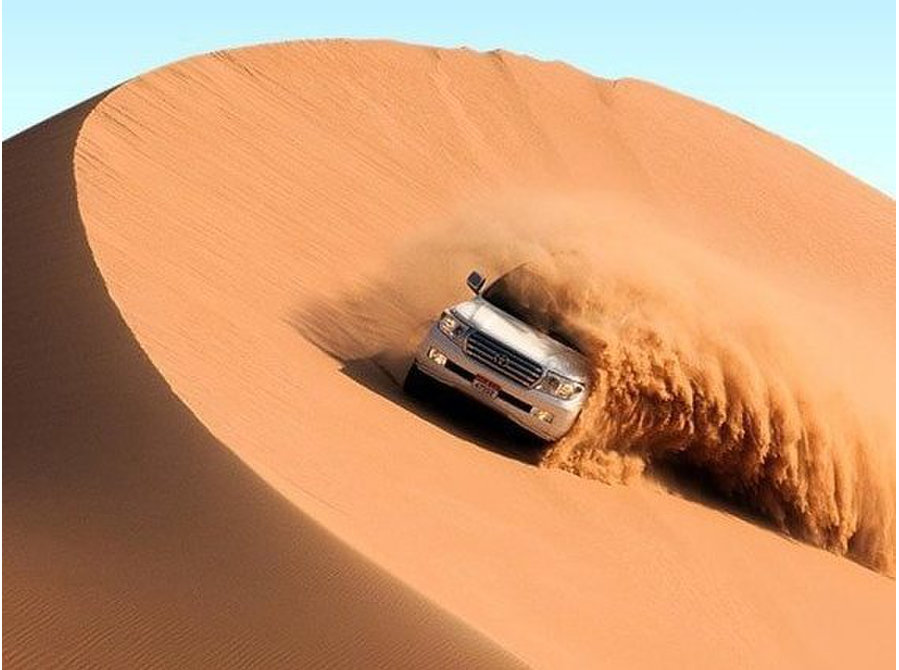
[3,1,895,194]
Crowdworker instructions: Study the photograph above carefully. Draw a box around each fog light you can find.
[531,408,554,424]
[427,347,448,366]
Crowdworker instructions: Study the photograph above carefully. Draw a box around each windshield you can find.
[481,265,583,352]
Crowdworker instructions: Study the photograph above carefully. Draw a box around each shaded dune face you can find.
[3,98,527,670]
[11,38,893,669]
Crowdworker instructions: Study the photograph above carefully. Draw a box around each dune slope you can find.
[6,40,895,669]
[3,98,527,669]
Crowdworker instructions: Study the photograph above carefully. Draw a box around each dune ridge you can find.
[3,96,527,669]
[5,39,895,668]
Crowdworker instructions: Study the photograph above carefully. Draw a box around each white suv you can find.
[405,267,591,441]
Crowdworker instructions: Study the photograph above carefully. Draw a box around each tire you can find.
[403,362,432,398]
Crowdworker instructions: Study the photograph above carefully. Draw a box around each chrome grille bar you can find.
[464,330,543,386]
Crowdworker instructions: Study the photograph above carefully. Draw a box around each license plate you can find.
[472,375,501,398]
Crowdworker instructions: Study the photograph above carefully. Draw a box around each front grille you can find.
[464,330,543,387]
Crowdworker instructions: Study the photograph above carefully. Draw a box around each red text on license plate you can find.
[472,375,501,397]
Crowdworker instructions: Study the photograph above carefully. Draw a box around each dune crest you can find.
[4,94,527,670]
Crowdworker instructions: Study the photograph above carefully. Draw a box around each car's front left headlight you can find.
[535,371,585,400]
[438,311,470,343]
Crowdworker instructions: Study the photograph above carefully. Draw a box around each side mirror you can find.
[466,270,486,295]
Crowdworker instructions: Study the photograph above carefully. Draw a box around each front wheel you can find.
[403,362,433,397]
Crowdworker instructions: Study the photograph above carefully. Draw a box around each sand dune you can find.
[5,39,895,668]
[3,98,526,669]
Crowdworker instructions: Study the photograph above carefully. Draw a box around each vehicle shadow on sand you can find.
[338,356,547,466]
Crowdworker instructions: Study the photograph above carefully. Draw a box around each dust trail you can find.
[296,195,896,575]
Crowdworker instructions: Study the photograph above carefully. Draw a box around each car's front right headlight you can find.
[438,311,470,343]
[534,370,585,400]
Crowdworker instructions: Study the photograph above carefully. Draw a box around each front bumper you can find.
[412,325,586,441]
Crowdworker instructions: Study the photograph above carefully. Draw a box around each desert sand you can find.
[4,40,895,668]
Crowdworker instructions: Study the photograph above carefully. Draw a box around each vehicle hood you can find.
[452,298,591,382]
